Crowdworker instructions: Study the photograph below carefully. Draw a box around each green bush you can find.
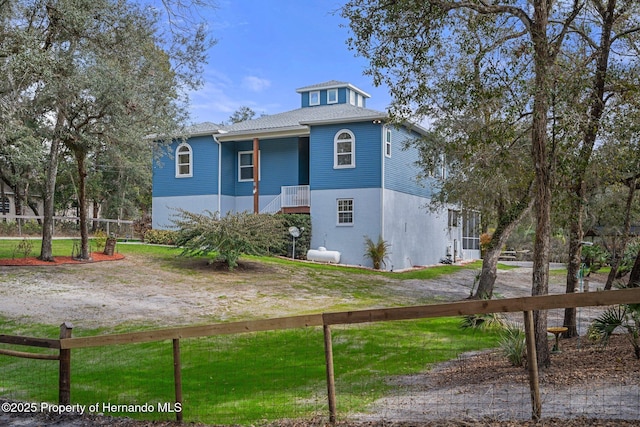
[272,214,311,259]
[93,230,108,252]
[460,312,507,331]
[143,229,178,245]
[173,210,287,270]
[364,235,391,269]
[13,238,34,259]
[499,323,526,367]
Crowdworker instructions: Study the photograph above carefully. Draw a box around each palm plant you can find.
[364,235,391,270]
[589,303,640,360]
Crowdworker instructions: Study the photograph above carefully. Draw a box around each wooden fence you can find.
[2,287,640,423]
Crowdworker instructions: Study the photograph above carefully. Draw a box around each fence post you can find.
[172,339,183,423]
[323,325,337,424]
[59,322,73,405]
[523,310,541,420]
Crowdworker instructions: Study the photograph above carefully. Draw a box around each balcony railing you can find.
[260,185,310,214]
[281,185,310,208]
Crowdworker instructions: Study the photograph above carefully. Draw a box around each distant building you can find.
[152,80,480,269]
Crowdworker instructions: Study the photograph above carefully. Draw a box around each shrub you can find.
[134,214,152,240]
[144,229,178,245]
[460,313,507,331]
[13,238,34,259]
[499,323,526,367]
[589,300,640,360]
[173,210,287,270]
[93,230,108,252]
[364,235,390,270]
[271,214,311,259]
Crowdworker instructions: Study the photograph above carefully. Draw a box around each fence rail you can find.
[2,287,640,424]
[0,214,135,237]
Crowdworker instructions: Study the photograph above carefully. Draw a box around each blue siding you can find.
[300,87,352,108]
[309,123,382,190]
[230,138,300,197]
[384,127,435,198]
[152,136,218,197]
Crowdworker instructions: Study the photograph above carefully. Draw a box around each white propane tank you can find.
[306,247,341,264]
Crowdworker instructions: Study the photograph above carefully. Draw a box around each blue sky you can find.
[186,0,392,125]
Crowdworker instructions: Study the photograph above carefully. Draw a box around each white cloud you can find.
[242,76,271,92]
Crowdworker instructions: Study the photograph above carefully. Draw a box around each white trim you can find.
[349,90,356,106]
[309,90,320,106]
[337,198,354,226]
[327,88,338,104]
[238,150,261,182]
[175,142,193,178]
[384,126,392,158]
[334,129,355,169]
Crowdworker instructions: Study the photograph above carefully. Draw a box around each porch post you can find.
[253,137,259,214]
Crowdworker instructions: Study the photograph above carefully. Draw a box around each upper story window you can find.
[327,88,338,104]
[309,91,320,106]
[238,151,261,182]
[334,130,355,169]
[337,198,354,225]
[384,127,392,157]
[175,143,192,177]
[349,90,356,106]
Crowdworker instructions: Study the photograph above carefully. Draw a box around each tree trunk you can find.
[628,249,640,288]
[40,138,61,261]
[473,195,534,300]
[75,150,91,260]
[530,0,553,369]
[91,201,100,232]
[605,176,637,289]
[563,181,585,337]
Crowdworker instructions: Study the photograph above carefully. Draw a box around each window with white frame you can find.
[327,88,338,104]
[238,151,260,182]
[337,198,353,225]
[384,127,392,157]
[462,210,481,250]
[349,90,356,105]
[175,143,192,177]
[357,93,363,107]
[309,90,320,106]
[334,130,355,168]
[448,209,459,228]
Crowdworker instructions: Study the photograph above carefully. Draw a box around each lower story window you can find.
[0,197,9,214]
[463,210,481,250]
[337,199,353,225]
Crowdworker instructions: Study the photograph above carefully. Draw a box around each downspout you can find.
[212,135,222,218]
[380,124,385,245]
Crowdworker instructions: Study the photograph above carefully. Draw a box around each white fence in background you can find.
[0,214,135,238]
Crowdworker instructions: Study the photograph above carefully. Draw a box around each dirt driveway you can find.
[2,252,637,427]
[0,249,570,330]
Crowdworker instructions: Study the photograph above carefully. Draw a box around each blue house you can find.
[152,80,481,270]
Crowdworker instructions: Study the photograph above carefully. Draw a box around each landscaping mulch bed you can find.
[0,252,125,266]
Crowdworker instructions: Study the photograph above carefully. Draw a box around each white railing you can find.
[259,186,310,214]
[281,185,310,208]
[260,194,282,215]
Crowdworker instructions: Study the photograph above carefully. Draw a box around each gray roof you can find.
[185,121,223,137]
[217,103,388,141]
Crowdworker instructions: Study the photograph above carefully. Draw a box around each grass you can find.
[0,316,501,425]
[0,239,507,424]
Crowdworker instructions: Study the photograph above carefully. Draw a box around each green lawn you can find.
[0,239,505,424]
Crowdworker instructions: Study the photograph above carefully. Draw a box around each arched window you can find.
[334,130,355,169]
[175,143,192,177]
